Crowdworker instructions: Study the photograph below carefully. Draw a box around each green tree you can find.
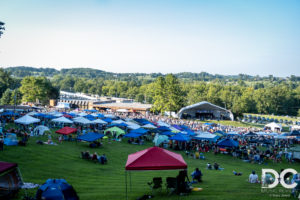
[20,76,59,105]
[0,89,12,105]
[164,74,184,112]
[10,89,22,105]
[0,68,13,98]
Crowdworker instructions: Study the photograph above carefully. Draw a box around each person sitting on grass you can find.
[98,154,107,164]
[84,151,91,159]
[92,152,98,162]
[191,168,203,183]
[213,162,224,170]
[207,163,212,170]
[249,171,259,183]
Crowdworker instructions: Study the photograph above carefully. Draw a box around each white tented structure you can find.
[177,101,233,120]
[14,115,40,125]
[265,122,282,132]
[34,125,50,135]
[51,117,73,124]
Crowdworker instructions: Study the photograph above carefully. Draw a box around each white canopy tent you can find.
[112,120,125,124]
[14,115,40,125]
[73,117,94,125]
[92,119,108,124]
[142,124,157,129]
[157,120,170,127]
[51,117,73,124]
[265,122,282,132]
[116,109,129,113]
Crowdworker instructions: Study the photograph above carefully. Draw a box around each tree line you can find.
[0,67,299,117]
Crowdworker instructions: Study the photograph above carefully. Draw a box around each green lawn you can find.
[244,113,299,123]
[1,134,299,200]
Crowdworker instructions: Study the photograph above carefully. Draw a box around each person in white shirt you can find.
[249,171,259,183]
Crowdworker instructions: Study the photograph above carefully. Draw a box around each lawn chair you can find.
[148,177,162,195]
[166,177,177,195]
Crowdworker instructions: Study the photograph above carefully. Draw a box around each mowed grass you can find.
[1,134,299,200]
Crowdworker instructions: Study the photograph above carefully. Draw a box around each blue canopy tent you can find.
[36,179,79,200]
[4,133,18,146]
[215,130,226,136]
[156,126,171,132]
[169,134,190,142]
[130,128,148,135]
[0,111,19,116]
[172,125,183,131]
[133,118,152,125]
[83,109,98,112]
[193,133,219,142]
[182,130,196,136]
[217,138,239,148]
[102,118,113,123]
[34,113,46,117]
[96,113,105,118]
[77,132,104,142]
[290,130,300,136]
[160,131,175,136]
[84,114,95,120]
[123,132,142,138]
[107,122,128,127]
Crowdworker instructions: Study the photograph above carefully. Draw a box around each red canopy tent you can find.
[63,114,73,119]
[55,127,77,135]
[125,147,187,170]
[125,147,187,199]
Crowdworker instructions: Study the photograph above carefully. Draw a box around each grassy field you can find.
[1,131,299,200]
[244,113,299,123]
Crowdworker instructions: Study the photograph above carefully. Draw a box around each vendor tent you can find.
[14,115,40,125]
[0,162,23,198]
[193,132,219,142]
[55,127,77,135]
[169,133,190,142]
[125,147,187,199]
[51,117,73,124]
[123,133,142,138]
[4,133,18,146]
[265,122,282,132]
[92,119,107,124]
[77,132,104,142]
[126,146,187,170]
[34,125,50,135]
[141,124,157,129]
[129,128,148,135]
[104,126,125,137]
[73,117,94,125]
[217,138,239,148]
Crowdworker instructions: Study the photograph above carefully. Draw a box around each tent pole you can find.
[129,171,132,191]
[125,171,128,200]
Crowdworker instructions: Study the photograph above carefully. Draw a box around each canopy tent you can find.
[83,109,98,112]
[116,109,129,113]
[77,132,104,142]
[172,124,184,131]
[55,102,70,109]
[129,128,148,135]
[78,112,87,117]
[0,111,19,116]
[156,126,171,132]
[123,132,142,138]
[159,131,175,136]
[104,126,125,137]
[107,123,128,128]
[227,131,240,136]
[290,130,300,136]
[14,115,40,125]
[133,118,152,125]
[169,133,190,142]
[112,119,125,124]
[102,118,113,123]
[125,147,187,170]
[193,132,219,142]
[0,162,23,198]
[265,122,282,132]
[34,125,50,135]
[125,122,141,130]
[104,114,117,119]
[125,147,187,199]
[73,117,94,125]
[92,119,107,124]
[62,114,73,119]
[141,124,157,129]
[244,132,257,137]
[217,138,239,148]
[55,127,77,135]
[84,114,95,120]
[51,117,73,124]
[27,111,38,116]
[153,135,169,146]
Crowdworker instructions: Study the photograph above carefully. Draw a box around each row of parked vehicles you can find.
[242,115,300,125]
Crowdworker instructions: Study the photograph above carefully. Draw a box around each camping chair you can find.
[148,177,162,195]
[166,177,177,195]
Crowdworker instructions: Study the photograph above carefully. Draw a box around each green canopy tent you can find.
[104,126,125,138]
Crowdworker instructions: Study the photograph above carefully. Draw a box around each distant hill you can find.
[3,66,299,82]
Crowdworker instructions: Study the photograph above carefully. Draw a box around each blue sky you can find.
[0,0,299,76]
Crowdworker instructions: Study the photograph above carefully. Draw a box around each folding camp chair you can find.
[148,177,162,195]
[166,177,177,195]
